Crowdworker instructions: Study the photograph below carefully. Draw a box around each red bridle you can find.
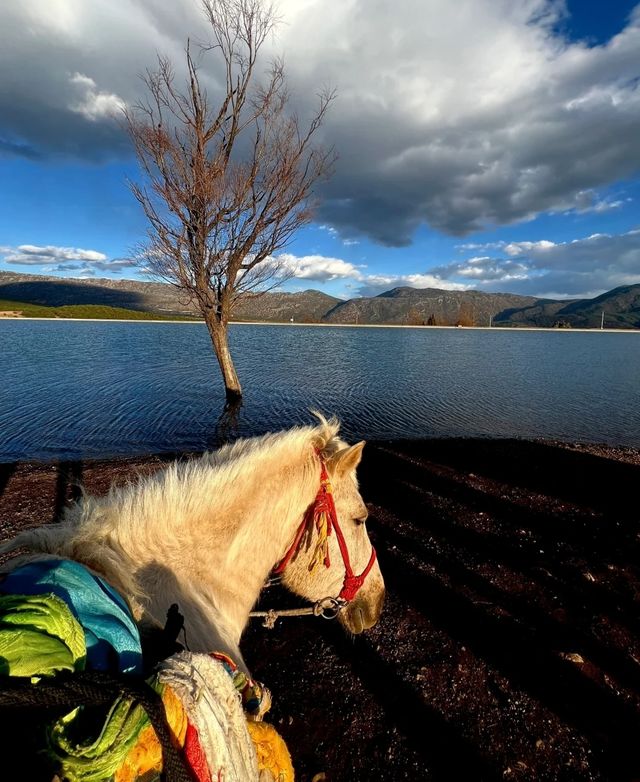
[273,453,377,603]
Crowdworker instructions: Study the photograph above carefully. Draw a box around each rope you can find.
[249,597,345,629]
[249,606,317,629]
[0,671,194,782]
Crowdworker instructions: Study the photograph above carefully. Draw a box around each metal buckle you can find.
[313,596,346,620]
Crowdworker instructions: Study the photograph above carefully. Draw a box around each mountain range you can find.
[1,271,639,329]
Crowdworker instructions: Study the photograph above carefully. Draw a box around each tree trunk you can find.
[204,314,242,402]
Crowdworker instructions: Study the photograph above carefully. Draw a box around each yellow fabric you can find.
[247,721,295,782]
[161,684,189,746]
[113,673,293,782]
[114,683,188,782]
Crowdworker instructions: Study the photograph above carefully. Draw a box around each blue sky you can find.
[1,0,639,301]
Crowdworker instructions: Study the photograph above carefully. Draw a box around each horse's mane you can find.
[0,415,343,613]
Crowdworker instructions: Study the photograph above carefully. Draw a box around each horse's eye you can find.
[355,513,368,525]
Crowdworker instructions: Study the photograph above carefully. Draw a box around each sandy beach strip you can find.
[1,316,637,332]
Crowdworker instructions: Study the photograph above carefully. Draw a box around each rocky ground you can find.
[1,438,639,781]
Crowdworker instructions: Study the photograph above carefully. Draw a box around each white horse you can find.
[1,416,385,674]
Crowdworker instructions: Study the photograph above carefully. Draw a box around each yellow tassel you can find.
[309,511,329,572]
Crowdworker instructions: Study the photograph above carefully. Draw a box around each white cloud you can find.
[318,225,338,237]
[276,235,640,298]
[92,258,138,271]
[433,228,640,296]
[587,199,625,213]
[68,72,125,121]
[318,224,360,246]
[275,252,470,295]
[2,244,108,265]
[561,189,629,214]
[512,230,640,272]
[504,240,557,256]
[0,244,136,274]
[433,256,535,282]
[41,263,85,272]
[456,241,507,252]
[276,253,363,282]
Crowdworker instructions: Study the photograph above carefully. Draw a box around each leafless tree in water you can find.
[126,0,335,401]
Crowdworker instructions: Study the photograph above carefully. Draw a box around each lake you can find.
[1,320,639,462]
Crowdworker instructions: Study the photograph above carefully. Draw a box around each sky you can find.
[1,0,639,301]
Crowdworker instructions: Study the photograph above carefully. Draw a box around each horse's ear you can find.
[328,441,366,477]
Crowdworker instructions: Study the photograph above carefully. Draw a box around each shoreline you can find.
[0,316,637,333]
[2,432,640,471]
[2,435,640,469]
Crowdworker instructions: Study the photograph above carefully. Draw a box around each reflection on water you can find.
[1,320,639,461]
[214,397,243,445]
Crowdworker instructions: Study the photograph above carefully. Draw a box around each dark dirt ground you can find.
[1,438,639,782]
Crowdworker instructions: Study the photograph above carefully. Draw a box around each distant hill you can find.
[506,285,640,329]
[0,298,194,321]
[0,271,197,316]
[324,287,542,326]
[324,285,640,328]
[575,285,640,328]
[0,271,340,323]
[1,271,638,328]
[233,289,341,322]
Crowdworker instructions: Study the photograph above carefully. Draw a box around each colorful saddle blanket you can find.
[0,558,294,781]
[1,557,142,675]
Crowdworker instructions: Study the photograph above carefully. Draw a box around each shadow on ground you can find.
[244,439,640,782]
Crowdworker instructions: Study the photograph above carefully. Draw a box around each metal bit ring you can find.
[314,596,346,620]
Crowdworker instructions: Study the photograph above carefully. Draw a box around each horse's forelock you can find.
[310,412,342,458]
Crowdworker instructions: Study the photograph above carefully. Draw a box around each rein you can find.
[249,451,377,629]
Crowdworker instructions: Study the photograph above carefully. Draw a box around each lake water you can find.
[1,320,639,462]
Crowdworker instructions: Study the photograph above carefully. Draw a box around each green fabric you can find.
[0,590,157,780]
[0,592,86,677]
[1,558,143,674]
[47,693,154,782]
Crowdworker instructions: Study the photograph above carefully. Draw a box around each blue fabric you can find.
[1,559,142,675]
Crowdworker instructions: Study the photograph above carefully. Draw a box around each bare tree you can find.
[126,0,335,401]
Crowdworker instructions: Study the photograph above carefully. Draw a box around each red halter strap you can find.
[273,453,377,603]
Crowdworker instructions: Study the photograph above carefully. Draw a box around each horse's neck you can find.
[201,481,315,635]
[135,453,317,659]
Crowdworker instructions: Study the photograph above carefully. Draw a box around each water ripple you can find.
[1,321,639,461]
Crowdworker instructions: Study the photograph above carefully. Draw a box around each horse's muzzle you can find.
[340,587,385,633]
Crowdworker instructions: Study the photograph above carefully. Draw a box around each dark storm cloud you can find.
[1,0,639,243]
[0,1,203,162]
[282,0,640,241]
